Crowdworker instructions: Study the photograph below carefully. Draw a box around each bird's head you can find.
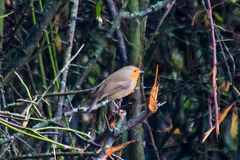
[122,66,144,81]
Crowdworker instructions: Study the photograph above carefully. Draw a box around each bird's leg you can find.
[112,100,121,116]
[105,115,113,131]
[112,100,119,110]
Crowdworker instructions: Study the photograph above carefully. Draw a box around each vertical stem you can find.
[30,0,47,87]
[208,96,213,128]
[39,0,60,90]
[145,121,160,160]
[30,0,49,121]
[49,22,59,72]
[46,30,59,89]
[57,0,79,115]
[206,0,218,137]
[0,0,5,68]
[64,116,75,147]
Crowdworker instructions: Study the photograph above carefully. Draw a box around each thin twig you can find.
[36,44,85,106]
[206,0,219,137]
[149,0,176,43]
[208,96,213,128]
[8,152,95,160]
[145,121,160,160]
[43,88,94,97]
[14,71,42,117]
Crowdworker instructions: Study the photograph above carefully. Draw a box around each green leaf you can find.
[88,76,95,86]
[95,66,101,75]
[96,2,101,19]
[170,52,183,70]
[184,99,190,108]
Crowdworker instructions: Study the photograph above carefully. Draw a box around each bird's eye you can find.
[134,70,137,72]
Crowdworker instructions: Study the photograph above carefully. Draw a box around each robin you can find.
[86,66,143,113]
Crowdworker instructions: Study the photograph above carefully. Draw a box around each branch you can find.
[9,152,96,160]
[149,0,176,43]
[122,0,170,19]
[206,0,219,137]
[57,0,79,115]
[0,98,108,146]
[95,102,165,159]
[106,0,127,65]
[145,121,160,160]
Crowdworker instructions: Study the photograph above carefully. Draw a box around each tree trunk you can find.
[127,0,145,159]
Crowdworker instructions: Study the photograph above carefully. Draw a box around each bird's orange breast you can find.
[128,68,140,94]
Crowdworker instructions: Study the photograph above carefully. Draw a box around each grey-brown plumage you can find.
[86,66,141,113]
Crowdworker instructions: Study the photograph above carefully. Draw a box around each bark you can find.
[127,0,145,159]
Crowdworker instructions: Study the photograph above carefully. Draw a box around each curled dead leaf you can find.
[148,65,159,114]
[102,140,135,159]
[231,106,238,139]
[202,102,235,143]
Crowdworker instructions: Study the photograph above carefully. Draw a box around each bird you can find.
[86,66,143,114]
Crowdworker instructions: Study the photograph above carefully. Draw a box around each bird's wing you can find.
[91,78,107,93]
[100,81,131,99]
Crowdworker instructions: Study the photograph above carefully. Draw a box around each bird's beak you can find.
[140,70,144,74]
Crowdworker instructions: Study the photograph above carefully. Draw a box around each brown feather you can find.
[86,66,141,113]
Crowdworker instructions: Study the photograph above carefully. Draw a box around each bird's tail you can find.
[85,98,99,114]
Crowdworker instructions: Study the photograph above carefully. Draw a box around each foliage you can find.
[0,0,240,159]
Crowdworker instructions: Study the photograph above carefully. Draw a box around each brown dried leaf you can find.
[221,80,230,93]
[219,103,234,124]
[231,106,238,139]
[165,124,173,133]
[202,126,215,143]
[148,66,159,113]
[103,140,135,159]
[55,34,62,53]
[22,104,32,128]
[202,102,235,143]
[224,81,230,93]
[233,86,240,96]
[173,128,181,135]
